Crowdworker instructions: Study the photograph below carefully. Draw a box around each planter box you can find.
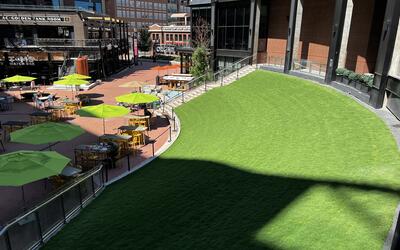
[360,84,370,93]
[355,81,363,90]
[336,75,343,83]
[343,78,350,85]
[349,80,357,88]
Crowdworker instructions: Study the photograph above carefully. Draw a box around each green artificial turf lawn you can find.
[44,70,400,250]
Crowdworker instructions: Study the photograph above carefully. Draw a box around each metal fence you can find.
[0,166,105,250]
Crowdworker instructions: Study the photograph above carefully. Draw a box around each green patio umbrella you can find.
[1,75,36,83]
[0,150,71,209]
[62,73,92,80]
[77,104,130,134]
[53,78,89,99]
[116,93,159,105]
[10,122,85,145]
[0,151,70,186]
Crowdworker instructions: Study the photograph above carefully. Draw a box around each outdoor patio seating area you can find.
[0,63,172,227]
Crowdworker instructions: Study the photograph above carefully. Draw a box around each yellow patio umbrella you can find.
[1,75,36,83]
[62,73,91,80]
[53,78,89,99]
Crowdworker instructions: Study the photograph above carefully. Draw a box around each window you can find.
[216,3,250,50]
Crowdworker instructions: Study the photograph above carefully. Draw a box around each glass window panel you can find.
[225,27,234,49]
[234,27,243,50]
[217,27,225,49]
[227,7,234,26]
[236,7,244,26]
[218,8,226,26]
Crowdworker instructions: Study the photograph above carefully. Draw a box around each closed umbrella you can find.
[77,104,130,134]
[116,93,159,105]
[0,150,71,208]
[10,122,85,145]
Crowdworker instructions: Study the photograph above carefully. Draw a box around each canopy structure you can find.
[77,104,130,133]
[0,151,70,187]
[10,122,85,145]
[1,75,36,83]
[116,93,159,105]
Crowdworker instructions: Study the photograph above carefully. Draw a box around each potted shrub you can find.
[335,68,346,83]
[343,69,352,85]
[348,72,359,88]
[361,74,374,93]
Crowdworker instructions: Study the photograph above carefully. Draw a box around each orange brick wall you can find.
[296,0,335,65]
[345,0,385,73]
[265,0,290,60]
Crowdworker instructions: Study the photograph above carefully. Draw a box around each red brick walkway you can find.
[0,62,178,226]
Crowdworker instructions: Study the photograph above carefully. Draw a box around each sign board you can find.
[155,44,176,54]
[9,55,35,66]
[0,15,70,22]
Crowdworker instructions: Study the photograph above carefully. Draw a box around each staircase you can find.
[155,65,257,118]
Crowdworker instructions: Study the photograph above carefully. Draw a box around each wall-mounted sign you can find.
[0,15,70,22]
[155,44,176,54]
[9,55,35,66]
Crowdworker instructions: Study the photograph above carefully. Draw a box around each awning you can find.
[171,13,190,18]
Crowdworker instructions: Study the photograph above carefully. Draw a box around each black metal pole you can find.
[127,154,131,171]
[369,0,400,108]
[284,0,298,73]
[60,195,67,224]
[325,0,348,83]
[35,211,44,245]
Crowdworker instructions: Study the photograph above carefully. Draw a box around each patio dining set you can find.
[0,71,163,207]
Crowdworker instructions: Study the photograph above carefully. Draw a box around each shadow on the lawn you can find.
[44,158,398,250]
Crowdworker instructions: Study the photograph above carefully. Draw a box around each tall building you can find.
[107,0,168,34]
[190,0,400,122]
[106,0,190,34]
[0,0,130,80]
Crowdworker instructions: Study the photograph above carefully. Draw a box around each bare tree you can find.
[192,17,210,48]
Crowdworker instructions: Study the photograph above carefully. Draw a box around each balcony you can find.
[2,38,121,50]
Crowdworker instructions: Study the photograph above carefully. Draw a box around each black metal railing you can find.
[0,165,105,250]
[162,53,257,106]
